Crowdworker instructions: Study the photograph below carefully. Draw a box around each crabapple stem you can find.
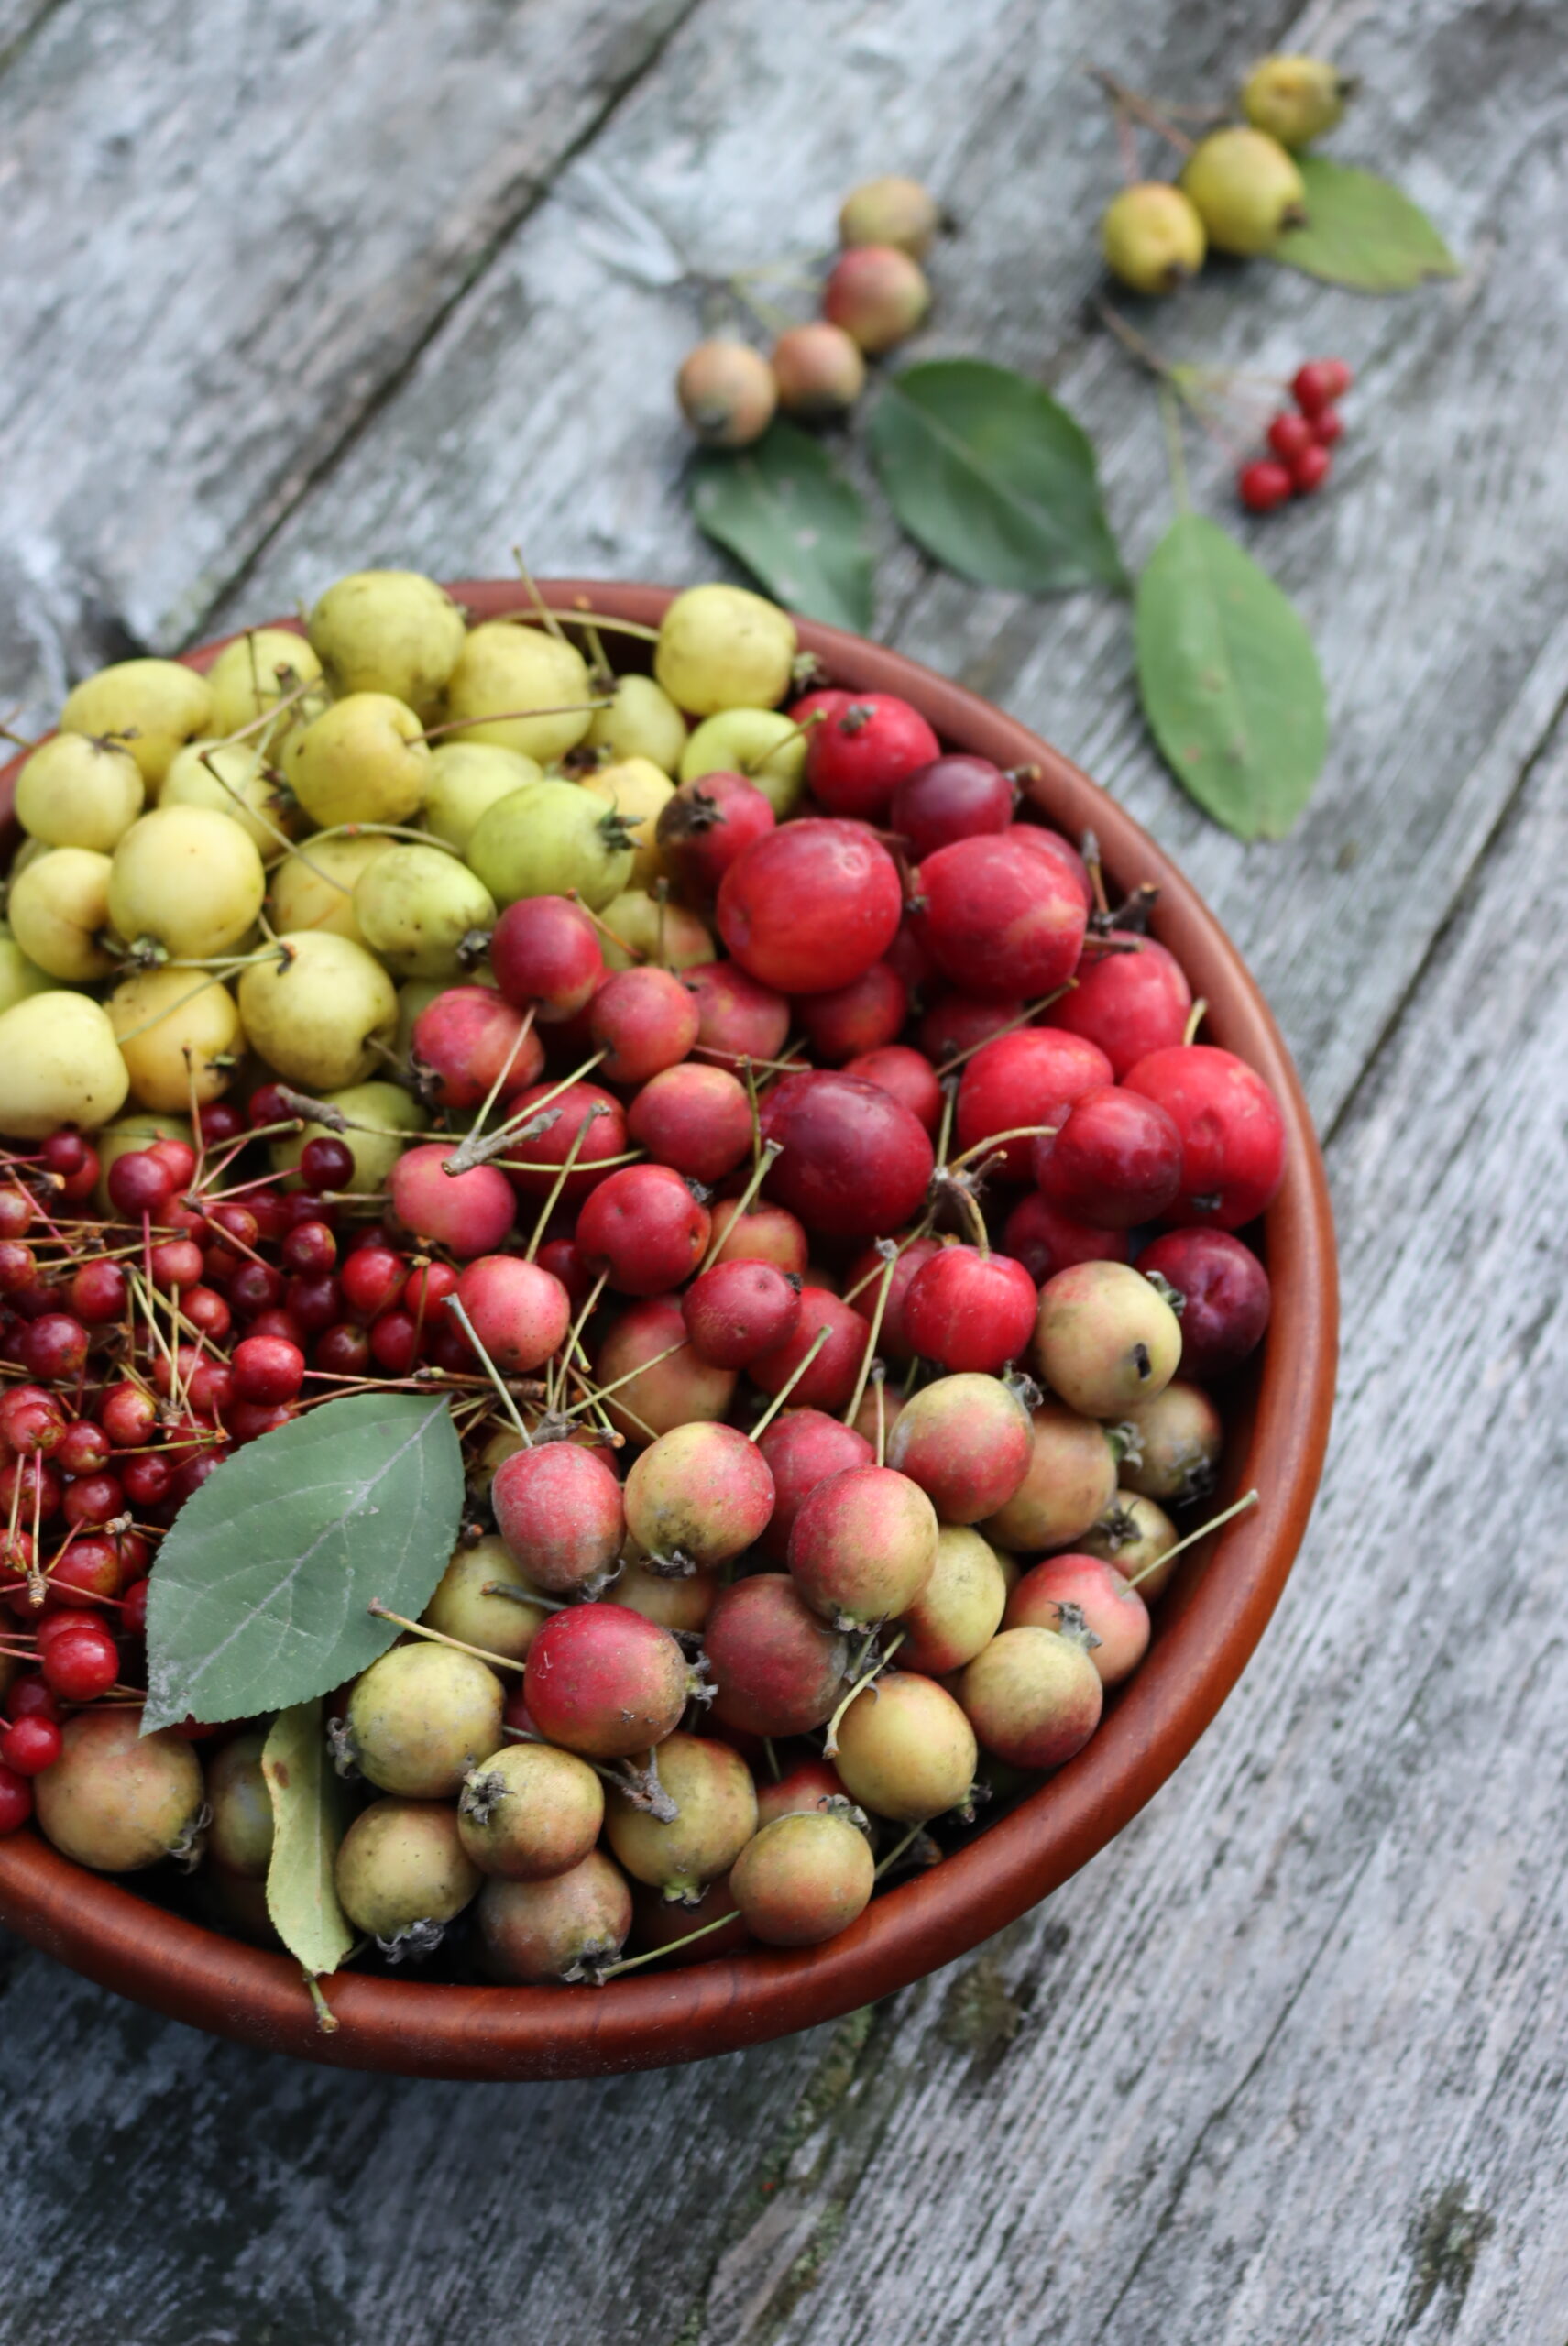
[560,1339,688,1419]
[748,1325,833,1442]
[698,1137,783,1271]
[1183,997,1208,1047]
[840,1215,935,1307]
[525,1102,610,1262]
[510,546,568,643]
[442,1295,534,1447]
[874,1817,934,1880]
[270,1085,407,1139]
[550,1268,609,1411]
[871,1365,888,1466]
[934,986,1077,1079]
[740,707,825,773]
[843,1244,899,1428]
[366,1597,524,1675]
[762,1737,782,1782]
[213,669,319,751]
[947,1125,1058,1171]
[824,1628,905,1759]
[467,1003,539,1141]
[948,1184,991,1255]
[935,1079,958,1173]
[598,1906,744,1979]
[493,605,662,644]
[302,1971,340,2034]
[1080,828,1110,921]
[565,892,645,962]
[420,701,613,744]
[482,1579,567,1614]
[1124,1487,1260,1592]
[442,1051,608,1176]
[1086,67,1194,153]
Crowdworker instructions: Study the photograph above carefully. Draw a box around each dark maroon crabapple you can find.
[655,772,775,900]
[1001,1193,1129,1285]
[704,1573,851,1738]
[532,1237,592,1310]
[1136,1227,1271,1379]
[955,1027,1113,1178]
[453,1254,571,1375]
[491,1441,625,1594]
[1006,1555,1149,1686]
[788,1463,938,1628]
[106,1150,176,1222]
[389,1144,515,1258]
[754,1409,872,1562]
[916,990,1026,1069]
[960,1619,1104,1770]
[703,1197,810,1277]
[501,1080,628,1205]
[411,987,544,1113]
[730,1810,875,1946]
[760,1070,934,1241]
[682,1257,802,1369]
[626,1063,752,1186]
[843,1233,944,1367]
[592,1295,737,1447]
[574,1164,709,1297]
[916,834,1088,1001]
[1031,1258,1182,1420]
[1046,932,1192,1080]
[1032,1084,1183,1231]
[681,960,791,1069]
[1122,1046,1287,1230]
[489,894,604,1022]
[889,753,1014,862]
[717,819,903,996]
[886,1370,1034,1524]
[841,1045,942,1135]
[588,966,701,1086]
[792,961,908,1066]
[805,693,940,822]
[903,1244,1037,1377]
[749,1287,868,1415]
[624,1420,775,1573]
[1002,823,1093,912]
[522,1604,693,1760]
[883,913,937,996]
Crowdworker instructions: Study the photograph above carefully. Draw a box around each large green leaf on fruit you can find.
[1134,515,1328,839]
[263,1698,356,1978]
[142,1394,463,1731]
[869,359,1125,594]
[1274,158,1459,291]
[688,421,875,632]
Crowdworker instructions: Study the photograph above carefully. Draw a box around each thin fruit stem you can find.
[213,670,318,751]
[934,986,1075,1078]
[950,1185,991,1255]
[824,1628,905,1758]
[1182,997,1208,1047]
[442,1050,607,1176]
[947,1124,1058,1171]
[843,1245,899,1428]
[465,1003,539,1140]
[551,1267,608,1412]
[559,1338,686,1419]
[1124,1486,1259,1592]
[510,547,568,643]
[421,701,611,744]
[1087,67,1193,153]
[598,1905,742,1978]
[741,707,824,773]
[699,1137,781,1271]
[748,1324,832,1442]
[935,1079,958,1174]
[442,1295,533,1446]
[481,1579,566,1614]
[565,892,644,962]
[491,606,662,644]
[1081,830,1110,924]
[303,1972,340,2034]
[367,1596,524,1674]
[525,1102,609,1261]
[874,1816,932,1880]
[872,1367,887,1466]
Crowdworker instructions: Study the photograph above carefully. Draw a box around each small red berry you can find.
[0,1763,33,1834]
[195,1101,246,1146]
[121,1453,173,1508]
[368,1308,421,1376]
[6,1677,61,1725]
[1239,459,1293,513]
[301,1135,355,1190]
[56,1420,111,1477]
[41,1624,121,1703]
[1290,444,1332,496]
[70,1258,129,1324]
[119,1578,151,1637]
[0,1715,62,1776]
[1291,358,1352,416]
[231,1333,306,1406]
[1266,411,1315,463]
[106,1150,176,1222]
[248,1082,293,1130]
[1310,407,1343,446]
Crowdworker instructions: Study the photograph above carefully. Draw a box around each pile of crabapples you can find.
[676,174,937,448]
[0,564,1282,1981]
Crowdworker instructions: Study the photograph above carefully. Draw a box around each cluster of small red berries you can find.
[1237,357,1354,513]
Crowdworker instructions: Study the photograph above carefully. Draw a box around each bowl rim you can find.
[0,578,1338,2079]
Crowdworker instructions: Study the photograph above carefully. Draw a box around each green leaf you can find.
[262,1699,356,1978]
[143,1393,464,1731]
[689,421,875,631]
[868,358,1124,595]
[1134,515,1328,839]
[1274,158,1460,291]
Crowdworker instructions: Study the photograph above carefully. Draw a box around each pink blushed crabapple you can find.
[502,1080,628,1205]
[749,1287,868,1414]
[411,987,544,1113]
[681,960,791,1069]
[730,1810,874,1946]
[823,245,931,355]
[955,1027,1113,1178]
[833,1671,979,1823]
[717,820,903,997]
[588,966,701,1085]
[902,1244,1037,1376]
[491,1440,625,1595]
[1031,1084,1183,1230]
[1136,1227,1271,1379]
[916,834,1088,1001]
[1031,1258,1182,1420]
[1045,932,1191,1080]
[477,1849,633,1983]
[592,1295,736,1446]
[1005,1555,1150,1686]
[982,1401,1119,1552]
[682,1257,802,1369]
[787,1463,938,1628]
[623,1420,775,1573]
[760,1070,934,1241]
[754,1408,872,1562]
[959,1618,1104,1770]
[452,1255,571,1374]
[523,1604,695,1761]
[627,1063,753,1186]
[842,1044,943,1135]
[703,1573,851,1739]
[389,1144,515,1259]
[574,1164,710,1296]
[769,320,867,421]
[805,694,940,822]
[457,1742,605,1882]
[1123,1045,1287,1229]
[605,1730,758,1903]
[886,1370,1034,1524]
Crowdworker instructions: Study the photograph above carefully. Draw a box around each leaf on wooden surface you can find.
[262,1699,356,1978]
[1134,515,1328,839]
[1274,158,1460,291]
[142,1393,464,1731]
[689,420,875,631]
[869,358,1125,595]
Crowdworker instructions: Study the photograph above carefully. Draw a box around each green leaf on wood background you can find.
[689,420,874,631]
[263,1699,356,1978]
[143,1393,464,1731]
[1274,158,1459,291]
[869,358,1124,594]
[1135,516,1328,839]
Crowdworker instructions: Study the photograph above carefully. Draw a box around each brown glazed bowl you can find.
[0,580,1337,2079]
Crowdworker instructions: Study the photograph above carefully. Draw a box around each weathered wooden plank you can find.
[0,0,699,707]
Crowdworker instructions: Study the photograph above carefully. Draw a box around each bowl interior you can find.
[0,580,1337,2079]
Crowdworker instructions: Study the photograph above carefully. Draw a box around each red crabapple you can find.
[682,960,790,1068]
[730,1809,874,1946]
[574,1164,709,1296]
[718,820,903,996]
[604,1730,758,1902]
[491,1441,625,1594]
[1119,1380,1223,1505]
[833,1671,977,1820]
[1003,823,1093,909]
[788,1463,938,1627]
[805,694,940,821]
[656,772,776,899]
[842,1044,942,1135]
[627,1062,753,1185]
[624,1420,775,1572]
[704,1573,850,1738]
[889,753,1014,861]
[916,835,1088,1001]
[1046,933,1191,1078]
[502,1080,628,1203]
[918,992,1028,1068]
[1123,1046,1287,1228]
[749,1287,868,1413]
[453,1255,571,1373]
[886,1370,1034,1523]
[844,1233,943,1366]
[983,1402,1119,1551]
[682,1258,801,1368]
[793,961,907,1065]
[411,987,543,1112]
[1032,1085,1183,1229]
[489,894,604,1021]
[960,1620,1103,1770]
[756,1755,854,1828]
[760,1070,934,1240]
[1032,1259,1182,1419]
[823,244,930,354]
[1006,1554,1149,1685]
[707,1197,808,1277]
[903,1244,1037,1376]
[477,1849,632,1982]
[754,1409,872,1562]
[523,1604,693,1760]
[389,1144,515,1258]
[954,1025,1113,1179]
[1001,1193,1129,1284]
[593,1295,736,1445]
[588,966,700,1084]
[895,1525,1010,1674]
[1136,1227,1270,1378]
